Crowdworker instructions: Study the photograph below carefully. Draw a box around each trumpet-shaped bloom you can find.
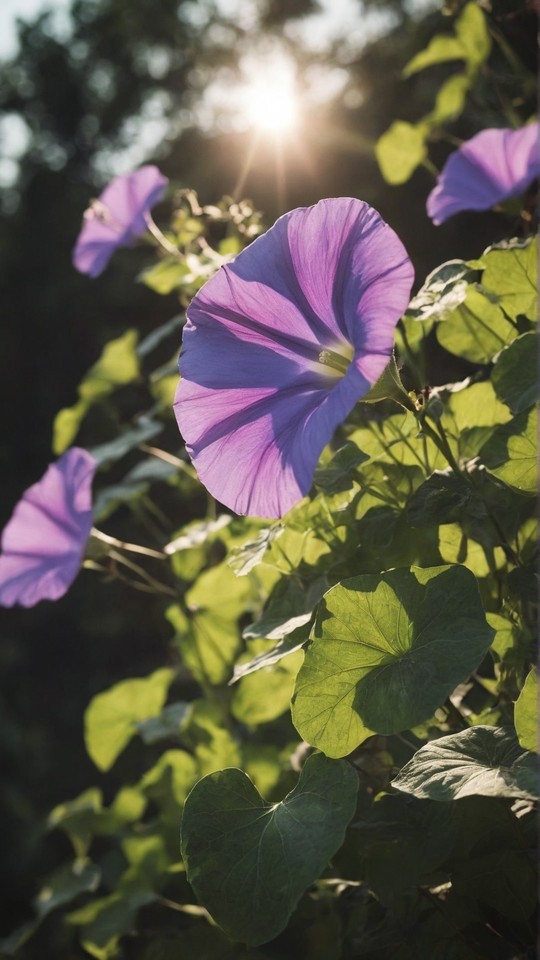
[73,165,168,277]
[427,124,539,224]
[174,198,414,518]
[0,448,96,607]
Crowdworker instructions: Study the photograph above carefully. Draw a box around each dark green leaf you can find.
[181,753,358,945]
[406,470,486,527]
[491,332,537,414]
[314,442,369,490]
[86,416,162,467]
[136,702,190,744]
[392,726,538,800]
[137,313,185,357]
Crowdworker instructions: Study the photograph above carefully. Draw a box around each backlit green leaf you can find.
[479,407,537,494]
[455,2,491,71]
[403,35,467,77]
[427,73,470,124]
[437,287,516,364]
[181,753,358,945]
[231,648,303,726]
[375,121,427,185]
[139,257,189,294]
[480,237,537,321]
[514,669,538,752]
[84,669,174,771]
[292,565,493,757]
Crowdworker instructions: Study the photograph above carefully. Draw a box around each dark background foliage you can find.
[0,0,535,939]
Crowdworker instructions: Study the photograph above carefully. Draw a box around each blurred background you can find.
[0,0,535,939]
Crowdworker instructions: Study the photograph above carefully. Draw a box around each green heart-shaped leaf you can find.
[181,753,358,945]
[292,565,493,758]
[392,726,538,801]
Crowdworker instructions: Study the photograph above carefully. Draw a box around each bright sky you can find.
[0,0,416,60]
[0,0,435,185]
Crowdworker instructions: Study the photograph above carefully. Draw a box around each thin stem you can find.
[421,157,439,180]
[109,549,177,597]
[139,444,197,478]
[419,418,461,476]
[144,213,182,258]
[398,320,425,386]
[90,527,166,560]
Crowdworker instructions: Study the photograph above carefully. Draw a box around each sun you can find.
[243,77,299,134]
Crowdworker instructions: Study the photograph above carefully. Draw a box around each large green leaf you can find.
[479,407,537,494]
[84,669,174,771]
[480,237,537,321]
[491,332,537,414]
[392,726,538,800]
[167,604,243,686]
[514,669,538,752]
[52,330,140,453]
[375,121,427,185]
[181,753,358,945]
[437,287,516,364]
[292,565,493,758]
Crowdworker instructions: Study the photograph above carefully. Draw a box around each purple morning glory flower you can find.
[427,123,539,225]
[174,198,414,518]
[0,448,96,607]
[73,165,169,277]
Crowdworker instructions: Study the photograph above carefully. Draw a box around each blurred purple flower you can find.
[427,124,539,225]
[73,165,168,277]
[174,198,414,518]
[0,448,96,607]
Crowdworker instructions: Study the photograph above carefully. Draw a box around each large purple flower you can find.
[174,198,414,518]
[427,124,539,225]
[0,448,96,607]
[73,165,168,277]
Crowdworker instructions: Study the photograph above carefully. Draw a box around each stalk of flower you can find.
[427,122,539,224]
[72,165,169,277]
[174,197,414,518]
